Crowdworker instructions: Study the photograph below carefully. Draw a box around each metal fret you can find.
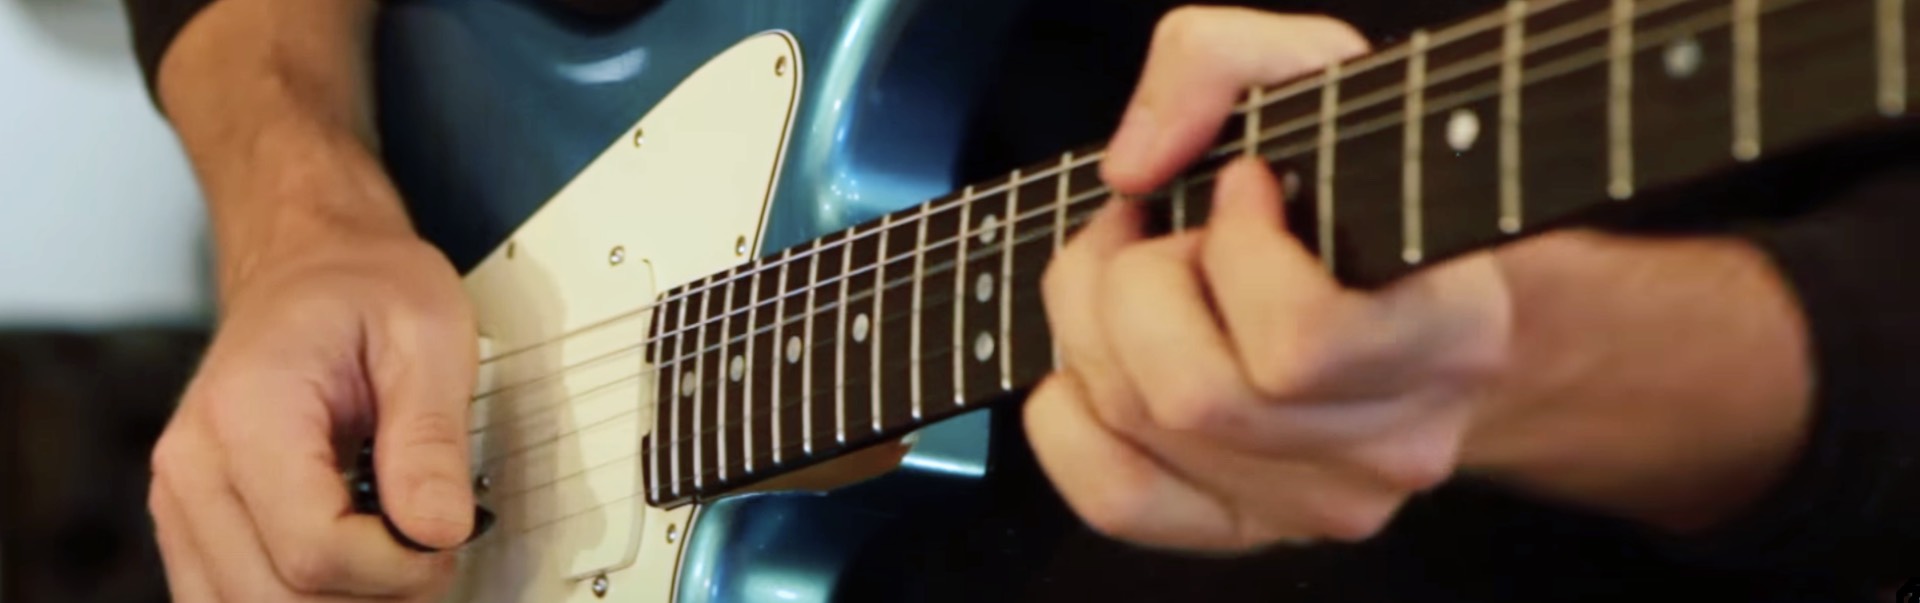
[670,289,688,495]
[1881,0,1907,115]
[1732,0,1761,160]
[871,215,890,434]
[909,203,931,422]
[743,267,759,474]
[1052,152,1070,371]
[1403,30,1430,266]
[771,249,791,465]
[999,174,1017,392]
[1244,87,1263,156]
[802,239,821,456]
[716,274,734,482]
[835,227,854,445]
[1608,0,1635,200]
[1318,64,1340,272]
[1055,154,1072,253]
[952,187,973,408]
[691,277,711,490]
[1500,0,1525,234]
[647,295,667,501]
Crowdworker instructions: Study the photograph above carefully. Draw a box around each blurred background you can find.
[0,0,210,601]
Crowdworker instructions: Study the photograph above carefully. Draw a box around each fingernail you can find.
[382,514,436,553]
[467,506,495,544]
[1105,104,1160,178]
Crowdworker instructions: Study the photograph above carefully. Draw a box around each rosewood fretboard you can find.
[644,0,1919,507]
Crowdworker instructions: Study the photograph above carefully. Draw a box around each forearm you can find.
[155,0,408,298]
[1460,229,1815,533]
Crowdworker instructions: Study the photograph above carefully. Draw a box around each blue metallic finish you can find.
[677,410,990,603]
[378,0,1027,271]
[376,1,1024,601]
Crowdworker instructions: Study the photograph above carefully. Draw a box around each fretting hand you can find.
[1025,7,1514,551]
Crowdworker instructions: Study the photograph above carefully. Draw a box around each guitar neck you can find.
[644,0,1915,507]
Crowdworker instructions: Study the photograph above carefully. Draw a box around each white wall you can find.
[0,0,211,328]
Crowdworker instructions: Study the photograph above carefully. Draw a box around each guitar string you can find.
[464,0,1758,489]
[468,0,1724,422]
[466,0,1636,372]
[464,0,1796,505]
[474,284,1043,502]
[453,0,1766,503]
[471,186,1109,474]
[471,243,1069,501]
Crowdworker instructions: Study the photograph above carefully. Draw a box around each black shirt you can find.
[122,1,1920,600]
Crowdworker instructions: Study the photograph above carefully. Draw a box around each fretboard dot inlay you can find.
[785,336,802,364]
[729,355,744,382]
[974,331,995,363]
[852,313,870,342]
[1446,108,1482,153]
[975,273,994,303]
[1281,168,1302,200]
[680,370,698,398]
[978,214,1000,245]
[1665,35,1703,80]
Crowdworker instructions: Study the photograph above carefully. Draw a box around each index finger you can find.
[1102,8,1369,195]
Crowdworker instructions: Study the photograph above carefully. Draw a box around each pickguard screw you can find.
[774,56,788,76]
[505,241,516,259]
[609,246,626,266]
[734,235,748,256]
[591,574,609,598]
[632,127,645,147]
[666,522,680,543]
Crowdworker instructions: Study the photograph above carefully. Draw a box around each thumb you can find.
[1103,7,1368,195]
[368,300,481,550]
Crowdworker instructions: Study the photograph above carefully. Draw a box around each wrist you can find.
[199,119,417,303]
[1457,230,1814,532]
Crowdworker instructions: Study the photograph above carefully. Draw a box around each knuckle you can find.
[1308,495,1398,543]
[1247,306,1341,397]
[145,477,169,517]
[1147,382,1233,434]
[1381,456,1454,493]
[1370,433,1464,493]
[148,435,180,478]
[274,547,345,592]
[1078,487,1154,542]
[1152,6,1215,53]
[1088,390,1152,435]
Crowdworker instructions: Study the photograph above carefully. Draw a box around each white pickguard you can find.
[445,32,801,603]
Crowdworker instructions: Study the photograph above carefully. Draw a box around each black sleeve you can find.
[1653,160,1920,587]
[123,0,221,103]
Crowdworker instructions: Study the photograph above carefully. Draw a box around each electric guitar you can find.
[368,0,1920,600]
